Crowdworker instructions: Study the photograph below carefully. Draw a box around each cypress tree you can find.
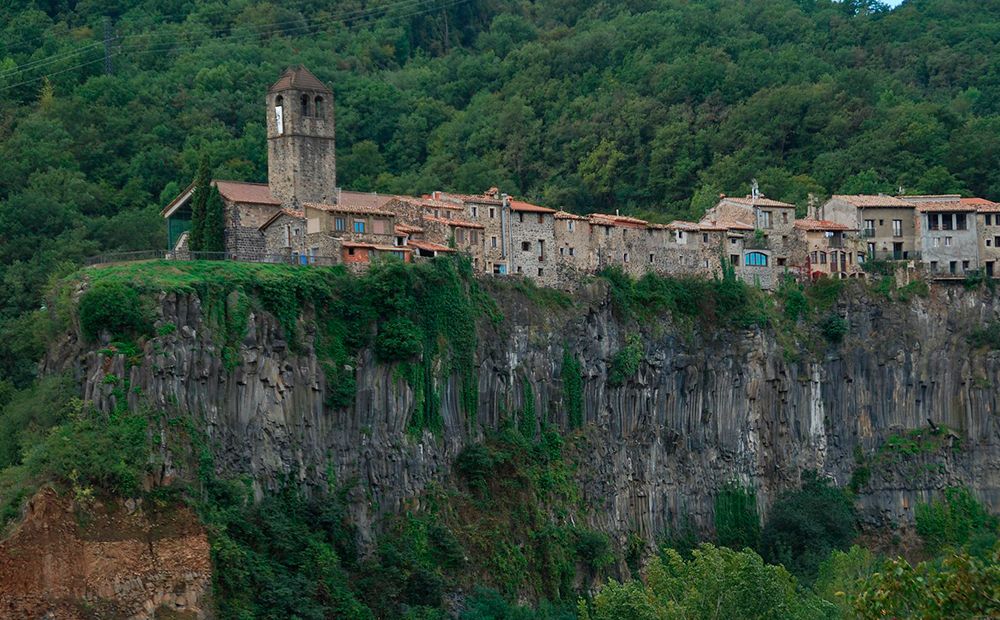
[202,184,225,253]
[189,156,211,252]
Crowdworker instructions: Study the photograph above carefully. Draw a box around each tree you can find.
[760,471,857,581]
[189,156,211,252]
[202,184,225,253]
[579,139,625,209]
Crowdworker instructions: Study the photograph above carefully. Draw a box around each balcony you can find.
[743,234,769,250]
[861,229,876,238]
[827,236,844,248]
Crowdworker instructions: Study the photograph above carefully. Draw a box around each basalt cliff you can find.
[41,278,1000,553]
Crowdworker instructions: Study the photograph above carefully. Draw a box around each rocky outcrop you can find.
[45,280,1000,548]
[0,488,211,619]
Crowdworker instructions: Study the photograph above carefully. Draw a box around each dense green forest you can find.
[2,0,1000,387]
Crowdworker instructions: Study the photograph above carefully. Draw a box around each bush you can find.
[819,313,848,343]
[78,282,151,342]
[561,348,584,430]
[608,333,643,386]
[814,545,880,615]
[375,316,423,361]
[915,486,999,555]
[714,483,761,551]
[760,471,857,582]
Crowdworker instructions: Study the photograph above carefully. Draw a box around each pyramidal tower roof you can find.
[268,65,332,93]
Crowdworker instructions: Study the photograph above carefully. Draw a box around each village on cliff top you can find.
[160,66,1000,290]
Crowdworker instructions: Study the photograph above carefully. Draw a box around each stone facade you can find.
[822,195,919,262]
[266,66,336,206]
[916,202,979,277]
[977,202,1000,278]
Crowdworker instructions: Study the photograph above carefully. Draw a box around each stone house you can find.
[702,195,798,268]
[821,195,918,261]
[588,213,658,277]
[793,218,863,280]
[421,215,485,270]
[910,198,980,277]
[553,211,593,284]
[506,199,558,285]
[666,221,714,276]
[972,198,1000,278]
[301,197,407,267]
[259,208,307,263]
[436,190,509,274]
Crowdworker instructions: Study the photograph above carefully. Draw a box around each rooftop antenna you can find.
[751,178,761,229]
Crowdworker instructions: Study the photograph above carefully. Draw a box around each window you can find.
[988,239,993,247]
[347,247,355,256]
[950,261,957,274]
[868,242,876,257]
[568,247,575,256]
[471,206,478,217]
[761,211,772,228]
[864,219,875,232]
[274,96,284,134]
[470,230,479,244]
[605,227,610,237]
[353,220,365,233]
[730,237,737,245]
[892,219,902,237]
[928,213,940,230]
[930,260,938,271]
[568,220,575,232]
[335,217,345,231]
[537,214,544,224]
[777,257,786,266]
[819,252,827,264]
[521,241,531,251]
[300,94,310,117]
[283,224,291,248]
[372,219,386,234]
[456,228,465,243]
[782,212,788,224]
[537,268,543,276]
[955,213,967,230]
[995,236,1000,247]
[811,251,818,263]
[963,260,970,270]
[879,219,884,226]
[517,266,523,274]
[942,215,953,231]
[730,254,740,266]
[395,236,404,247]
[649,253,655,263]
[745,251,768,266]
[559,247,564,256]
[392,250,405,260]
[933,238,940,248]
[491,236,498,248]
[945,236,953,247]
[623,252,629,263]
[518,213,524,223]
[489,207,496,218]
[314,96,324,119]
[703,233,708,242]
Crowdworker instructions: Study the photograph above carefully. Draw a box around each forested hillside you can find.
[1,0,999,388]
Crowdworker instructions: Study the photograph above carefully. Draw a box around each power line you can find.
[0,0,472,94]
[0,0,449,81]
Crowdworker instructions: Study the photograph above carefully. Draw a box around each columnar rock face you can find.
[47,283,1000,548]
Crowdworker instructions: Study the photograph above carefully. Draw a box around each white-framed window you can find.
[568,220,575,232]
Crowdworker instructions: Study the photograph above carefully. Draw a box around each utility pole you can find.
[103,17,114,75]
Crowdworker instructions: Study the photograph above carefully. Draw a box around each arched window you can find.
[300,94,310,117]
[745,251,768,266]
[274,95,284,134]
[314,96,324,119]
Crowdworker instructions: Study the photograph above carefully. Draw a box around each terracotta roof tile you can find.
[667,220,701,231]
[722,195,795,208]
[964,197,1000,212]
[268,65,332,93]
[914,201,977,213]
[304,201,395,216]
[831,194,914,208]
[259,208,305,231]
[554,210,587,220]
[794,218,856,231]
[510,199,556,214]
[407,239,456,253]
[700,218,755,231]
[342,242,410,252]
[215,180,281,206]
[588,213,647,228]
[424,215,485,229]
[394,224,424,234]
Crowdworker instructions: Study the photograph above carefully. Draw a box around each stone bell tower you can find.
[266,65,336,205]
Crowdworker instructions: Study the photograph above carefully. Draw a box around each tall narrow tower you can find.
[266,65,336,205]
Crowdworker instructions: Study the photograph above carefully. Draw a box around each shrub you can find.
[968,320,1000,349]
[915,486,999,555]
[819,313,848,343]
[561,348,584,430]
[760,470,857,582]
[78,282,151,342]
[375,316,423,361]
[814,545,880,615]
[714,483,761,551]
[608,333,643,386]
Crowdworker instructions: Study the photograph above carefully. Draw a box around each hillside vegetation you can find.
[1,0,1000,388]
